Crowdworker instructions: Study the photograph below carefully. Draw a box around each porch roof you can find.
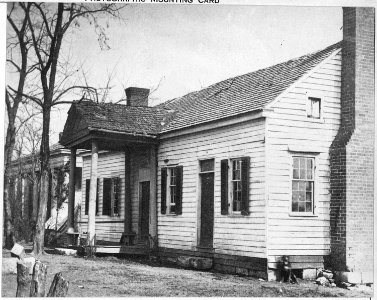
[59,101,173,149]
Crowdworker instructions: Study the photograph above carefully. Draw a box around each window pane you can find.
[293,168,299,179]
[170,168,176,185]
[293,157,299,169]
[305,181,311,191]
[298,202,305,212]
[299,191,305,202]
[200,159,214,172]
[307,159,313,179]
[306,202,312,212]
[312,99,320,118]
[300,168,306,179]
[292,181,299,191]
[299,181,306,191]
[292,201,298,212]
[292,191,299,202]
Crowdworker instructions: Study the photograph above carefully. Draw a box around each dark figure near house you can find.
[280,255,297,283]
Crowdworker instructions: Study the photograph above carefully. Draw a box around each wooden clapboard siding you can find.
[265,51,342,260]
[80,149,152,242]
[80,152,126,241]
[157,118,266,258]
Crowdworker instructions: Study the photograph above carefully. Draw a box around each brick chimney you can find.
[329,7,374,275]
[125,87,150,107]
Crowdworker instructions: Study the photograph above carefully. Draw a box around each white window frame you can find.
[306,91,324,121]
[290,155,317,217]
[228,158,243,215]
[166,167,178,215]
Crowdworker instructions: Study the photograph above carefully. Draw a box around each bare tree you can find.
[10,2,125,254]
[4,3,35,249]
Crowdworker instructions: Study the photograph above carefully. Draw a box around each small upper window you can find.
[307,97,321,119]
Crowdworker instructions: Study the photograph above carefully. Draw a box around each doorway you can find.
[139,181,150,243]
[199,159,214,248]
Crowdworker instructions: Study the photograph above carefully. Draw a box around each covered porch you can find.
[59,95,169,253]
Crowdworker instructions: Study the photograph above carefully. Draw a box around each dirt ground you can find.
[1,249,373,297]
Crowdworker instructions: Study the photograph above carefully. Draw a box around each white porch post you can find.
[87,140,98,246]
[149,145,157,241]
[67,148,76,234]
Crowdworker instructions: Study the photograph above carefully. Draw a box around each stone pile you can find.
[315,268,373,292]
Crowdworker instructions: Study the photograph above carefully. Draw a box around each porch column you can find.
[87,140,98,246]
[149,145,157,241]
[121,147,133,245]
[67,148,76,234]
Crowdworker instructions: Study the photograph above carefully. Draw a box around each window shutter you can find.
[103,178,112,216]
[240,156,250,216]
[175,166,183,215]
[96,178,99,215]
[113,177,120,216]
[161,168,167,214]
[221,159,229,215]
[85,179,90,215]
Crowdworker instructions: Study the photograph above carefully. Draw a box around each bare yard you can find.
[1,250,373,297]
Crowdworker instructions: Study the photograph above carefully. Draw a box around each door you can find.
[199,160,215,248]
[139,181,150,241]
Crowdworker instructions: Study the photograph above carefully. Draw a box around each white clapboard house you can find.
[60,8,374,281]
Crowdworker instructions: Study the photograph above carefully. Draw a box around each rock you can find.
[55,248,77,256]
[331,283,337,287]
[177,256,191,268]
[190,257,213,270]
[2,257,18,274]
[316,276,329,286]
[11,243,25,259]
[322,270,334,280]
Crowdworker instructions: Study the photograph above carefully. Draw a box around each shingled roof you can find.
[73,101,173,136]
[157,41,342,133]
[62,41,342,144]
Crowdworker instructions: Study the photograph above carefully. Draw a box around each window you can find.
[292,156,314,213]
[221,157,250,215]
[85,178,99,215]
[161,166,183,215]
[103,177,121,216]
[307,97,321,119]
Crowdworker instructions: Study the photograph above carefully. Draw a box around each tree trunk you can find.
[30,260,47,297]
[32,106,51,255]
[47,272,68,297]
[3,114,17,249]
[16,261,31,297]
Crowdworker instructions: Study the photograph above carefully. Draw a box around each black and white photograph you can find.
[1,0,375,297]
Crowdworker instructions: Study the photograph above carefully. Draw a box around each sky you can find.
[3,2,343,145]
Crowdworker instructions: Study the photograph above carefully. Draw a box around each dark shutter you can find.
[161,168,167,214]
[103,178,112,216]
[113,177,120,216]
[221,159,229,215]
[96,178,99,215]
[240,156,250,216]
[175,166,183,215]
[85,179,90,215]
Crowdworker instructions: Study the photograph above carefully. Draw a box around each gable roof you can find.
[60,41,342,147]
[157,41,342,133]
